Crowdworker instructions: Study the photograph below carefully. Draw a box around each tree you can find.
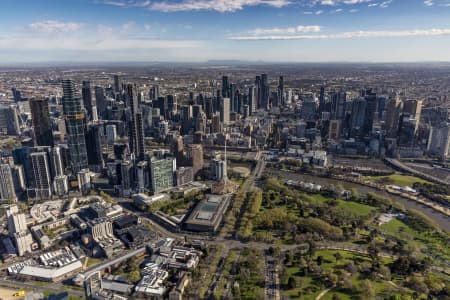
[333,252,342,262]
[359,279,375,299]
[316,255,323,266]
[287,276,297,289]
[128,270,141,283]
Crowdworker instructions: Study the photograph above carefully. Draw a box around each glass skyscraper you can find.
[62,79,88,173]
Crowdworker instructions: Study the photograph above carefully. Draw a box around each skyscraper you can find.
[82,80,94,119]
[94,86,106,118]
[248,86,256,115]
[150,156,175,194]
[29,98,54,147]
[186,144,204,176]
[0,105,20,136]
[385,96,402,138]
[330,90,346,120]
[278,76,284,107]
[30,151,52,199]
[220,98,230,125]
[6,205,33,256]
[125,84,145,161]
[0,164,17,202]
[113,74,121,94]
[222,76,230,98]
[260,74,270,110]
[86,124,104,169]
[62,79,89,173]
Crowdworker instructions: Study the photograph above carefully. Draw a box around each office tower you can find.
[153,97,167,119]
[403,99,423,131]
[301,95,317,121]
[385,96,402,138]
[427,123,450,158]
[220,98,230,125]
[86,124,104,169]
[328,120,341,140]
[136,160,149,192]
[62,79,89,173]
[170,136,184,164]
[255,76,262,109]
[210,158,226,181]
[363,89,378,136]
[125,84,145,161]
[12,147,33,186]
[330,90,346,120]
[94,86,106,118]
[398,115,418,147]
[50,146,64,177]
[230,83,237,112]
[403,99,423,120]
[186,144,203,176]
[6,205,33,256]
[53,175,68,197]
[113,143,127,161]
[30,151,52,199]
[0,164,17,202]
[150,156,175,194]
[176,167,193,186]
[212,114,221,133]
[149,85,160,100]
[0,105,20,135]
[113,74,121,94]
[350,98,367,137]
[167,94,177,116]
[318,86,326,115]
[29,98,53,147]
[222,76,230,98]
[11,88,22,102]
[278,76,284,107]
[105,124,117,144]
[119,160,133,196]
[248,86,256,115]
[82,80,94,119]
[77,168,92,195]
[11,165,26,197]
[192,104,202,119]
[260,74,270,110]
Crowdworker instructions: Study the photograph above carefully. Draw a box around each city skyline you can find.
[1,0,450,63]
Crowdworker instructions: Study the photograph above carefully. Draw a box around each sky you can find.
[1,0,450,63]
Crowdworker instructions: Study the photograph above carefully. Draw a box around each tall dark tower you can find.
[277,76,284,107]
[318,86,325,115]
[125,84,144,161]
[94,86,106,119]
[82,80,94,119]
[255,76,261,109]
[30,98,54,147]
[62,79,88,173]
[113,75,121,94]
[261,74,269,110]
[222,76,230,98]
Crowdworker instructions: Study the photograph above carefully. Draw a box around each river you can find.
[268,169,450,232]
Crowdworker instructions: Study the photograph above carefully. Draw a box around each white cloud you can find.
[248,25,321,35]
[315,9,324,14]
[1,21,201,52]
[98,0,291,12]
[424,0,433,6]
[28,20,83,33]
[230,28,450,40]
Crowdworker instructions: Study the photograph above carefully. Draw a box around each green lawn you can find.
[380,218,416,237]
[336,200,375,216]
[365,174,430,187]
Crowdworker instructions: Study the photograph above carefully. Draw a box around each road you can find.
[82,247,146,278]
[0,279,85,297]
